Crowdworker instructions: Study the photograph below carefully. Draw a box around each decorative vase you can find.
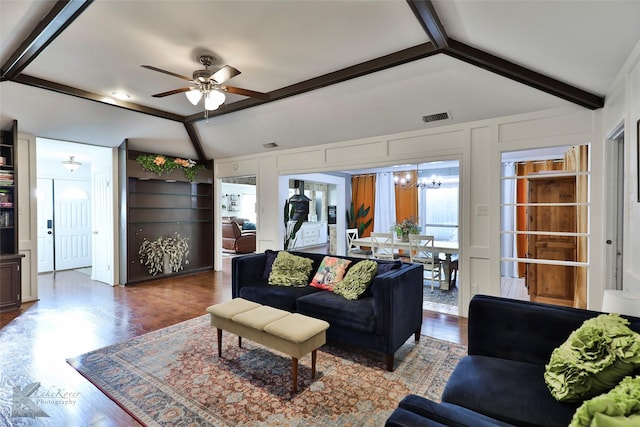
[163,253,172,274]
[401,233,409,242]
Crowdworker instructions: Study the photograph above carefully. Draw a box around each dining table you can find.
[351,236,459,290]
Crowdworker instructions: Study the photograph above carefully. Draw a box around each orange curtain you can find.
[515,160,565,278]
[565,145,589,309]
[394,171,418,225]
[351,174,376,237]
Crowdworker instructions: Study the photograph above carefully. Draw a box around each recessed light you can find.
[111,91,131,100]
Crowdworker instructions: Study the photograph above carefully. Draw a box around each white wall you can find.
[601,39,640,296]
[216,105,603,316]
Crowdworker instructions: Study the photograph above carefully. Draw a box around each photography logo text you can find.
[11,382,80,418]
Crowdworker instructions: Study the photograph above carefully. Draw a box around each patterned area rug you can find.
[423,283,458,306]
[68,315,466,426]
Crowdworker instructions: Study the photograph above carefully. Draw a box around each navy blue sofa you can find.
[386,295,640,427]
[231,251,424,371]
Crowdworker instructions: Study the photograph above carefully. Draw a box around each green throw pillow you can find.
[544,314,640,402]
[333,260,377,300]
[570,375,640,427]
[267,251,313,287]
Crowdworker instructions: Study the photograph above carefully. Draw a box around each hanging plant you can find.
[136,154,205,182]
[138,233,190,276]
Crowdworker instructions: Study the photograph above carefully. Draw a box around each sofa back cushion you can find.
[467,295,640,366]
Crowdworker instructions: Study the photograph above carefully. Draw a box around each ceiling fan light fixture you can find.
[204,90,225,111]
[185,89,202,105]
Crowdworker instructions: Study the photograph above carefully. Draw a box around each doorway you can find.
[500,145,590,308]
[36,138,114,284]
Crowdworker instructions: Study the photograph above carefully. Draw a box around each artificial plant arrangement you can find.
[138,233,190,275]
[136,154,205,182]
[391,217,420,240]
[347,202,373,237]
[283,199,305,250]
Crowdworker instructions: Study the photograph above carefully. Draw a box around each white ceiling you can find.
[2,1,640,161]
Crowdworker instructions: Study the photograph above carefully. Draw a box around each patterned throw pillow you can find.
[309,256,352,291]
[267,251,314,287]
[333,260,378,300]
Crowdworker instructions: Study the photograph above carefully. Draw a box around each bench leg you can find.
[311,349,317,379]
[238,335,242,348]
[217,328,222,357]
[291,357,298,393]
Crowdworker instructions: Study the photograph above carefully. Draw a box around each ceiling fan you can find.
[142,55,269,118]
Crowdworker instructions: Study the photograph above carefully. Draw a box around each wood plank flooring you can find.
[0,257,467,426]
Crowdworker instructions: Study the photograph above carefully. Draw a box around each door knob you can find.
[47,231,52,235]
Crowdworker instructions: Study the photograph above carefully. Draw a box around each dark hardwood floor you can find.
[0,257,467,426]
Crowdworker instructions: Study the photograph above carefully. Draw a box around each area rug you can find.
[68,315,467,426]
[423,283,458,306]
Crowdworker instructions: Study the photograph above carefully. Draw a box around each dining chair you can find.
[346,228,372,258]
[408,234,443,291]
[370,232,398,260]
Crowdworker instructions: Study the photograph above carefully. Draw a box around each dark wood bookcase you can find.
[0,120,23,310]
[119,142,214,284]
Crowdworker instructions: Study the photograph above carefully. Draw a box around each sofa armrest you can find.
[467,295,610,365]
[232,253,267,297]
[370,263,423,353]
[388,395,516,427]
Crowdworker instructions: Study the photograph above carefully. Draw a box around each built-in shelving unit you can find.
[0,120,23,310]
[119,142,214,284]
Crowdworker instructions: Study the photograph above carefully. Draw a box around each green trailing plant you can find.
[136,154,205,182]
[347,202,373,236]
[283,199,305,250]
[138,233,190,276]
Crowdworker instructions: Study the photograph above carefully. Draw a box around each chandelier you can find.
[394,172,442,189]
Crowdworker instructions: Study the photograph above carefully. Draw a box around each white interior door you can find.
[54,179,92,270]
[91,169,112,284]
[37,178,54,272]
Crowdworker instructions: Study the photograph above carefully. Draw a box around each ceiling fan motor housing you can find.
[193,69,213,82]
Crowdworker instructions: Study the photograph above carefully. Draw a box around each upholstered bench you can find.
[206,298,330,392]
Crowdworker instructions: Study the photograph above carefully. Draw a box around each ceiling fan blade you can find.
[212,65,241,84]
[223,85,269,100]
[152,87,191,97]
[141,65,192,81]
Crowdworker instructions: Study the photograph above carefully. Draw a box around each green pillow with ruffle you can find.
[267,251,313,287]
[570,375,640,426]
[333,260,377,300]
[544,314,640,402]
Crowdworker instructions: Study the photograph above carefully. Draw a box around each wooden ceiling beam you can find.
[444,40,604,109]
[13,74,186,122]
[406,0,448,49]
[1,0,93,80]
[187,42,439,122]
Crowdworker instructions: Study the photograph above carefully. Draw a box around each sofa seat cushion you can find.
[296,291,375,333]
[238,284,320,312]
[442,355,578,427]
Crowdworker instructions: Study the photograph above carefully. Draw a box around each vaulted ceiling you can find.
[2,1,640,162]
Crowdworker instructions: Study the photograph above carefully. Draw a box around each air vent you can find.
[422,112,451,123]
[263,142,278,149]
